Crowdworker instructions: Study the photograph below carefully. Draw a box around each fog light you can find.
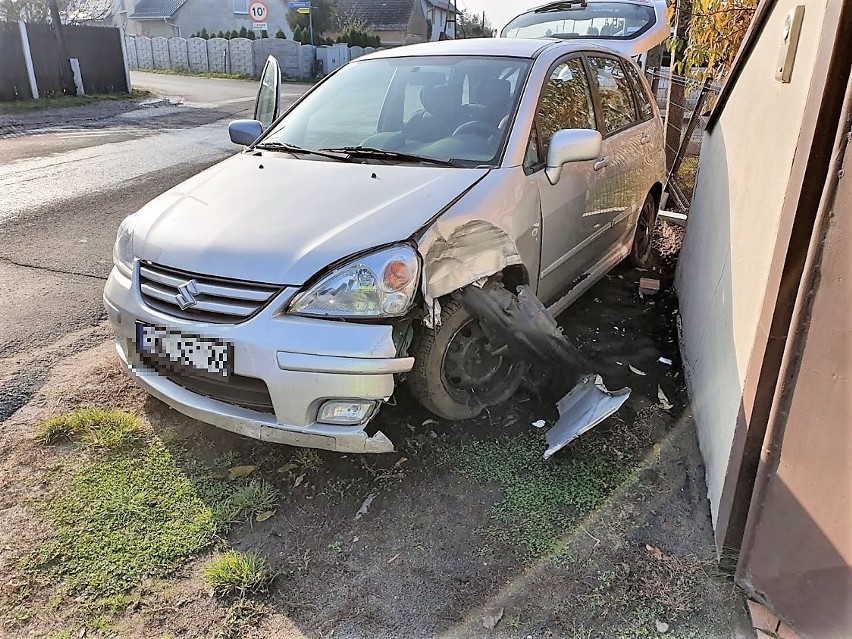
[317,400,377,425]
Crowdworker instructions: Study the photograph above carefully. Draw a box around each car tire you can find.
[407,296,525,421]
[629,192,658,268]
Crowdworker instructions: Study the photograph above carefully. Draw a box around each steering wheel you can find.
[453,120,501,140]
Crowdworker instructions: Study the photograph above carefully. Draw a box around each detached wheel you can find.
[407,297,525,420]
[629,193,658,267]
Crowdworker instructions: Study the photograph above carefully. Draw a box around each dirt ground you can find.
[0,225,751,639]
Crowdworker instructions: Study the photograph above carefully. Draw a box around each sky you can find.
[455,0,541,31]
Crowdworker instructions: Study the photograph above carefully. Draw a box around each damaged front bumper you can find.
[104,266,411,454]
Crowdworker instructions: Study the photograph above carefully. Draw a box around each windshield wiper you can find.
[253,142,351,162]
[535,0,588,12]
[319,146,463,167]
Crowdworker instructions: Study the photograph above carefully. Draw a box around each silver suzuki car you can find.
[104,0,668,453]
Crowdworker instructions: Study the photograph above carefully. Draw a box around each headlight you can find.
[113,215,136,278]
[289,244,420,318]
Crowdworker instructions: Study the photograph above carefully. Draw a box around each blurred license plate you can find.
[136,323,232,377]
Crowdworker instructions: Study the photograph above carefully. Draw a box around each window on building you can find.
[234,0,249,14]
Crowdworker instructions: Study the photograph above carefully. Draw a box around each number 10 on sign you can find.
[249,1,269,22]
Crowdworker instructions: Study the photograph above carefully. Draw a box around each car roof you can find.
[356,37,621,62]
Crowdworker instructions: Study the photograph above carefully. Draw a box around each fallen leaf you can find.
[482,608,504,630]
[255,510,275,522]
[227,465,257,480]
[658,386,673,410]
[422,418,439,427]
[277,463,297,474]
[658,357,673,366]
[387,553,400,564]
[656,620,670,634]
[293,473,306,488]
[628,365,647,376]
[645,544,664,560]
[393,457,408,468]
[532,420,546,429]
[354,493,376,520]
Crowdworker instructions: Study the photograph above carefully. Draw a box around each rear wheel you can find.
[629,193,658,267]
[407,297,524,420]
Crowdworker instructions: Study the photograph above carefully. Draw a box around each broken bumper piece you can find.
[544,375,631,459]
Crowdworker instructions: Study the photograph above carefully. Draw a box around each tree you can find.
[275,28,287,38]
[200,27,209,39]
[674,0,758,80]
[457,9,493,38]
[239,25,248,38]
[285,0,337,43]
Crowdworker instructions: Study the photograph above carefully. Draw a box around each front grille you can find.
[138,262,281,323]
[142,353,275,414]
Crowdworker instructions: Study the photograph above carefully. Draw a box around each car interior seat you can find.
[403,84,458,142]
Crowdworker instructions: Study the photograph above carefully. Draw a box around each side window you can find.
[537,58,596,154]
[524,127,541,171]
[624,63,654,121]
[588,56,639,134]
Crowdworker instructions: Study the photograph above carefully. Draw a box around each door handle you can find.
[640,133,652,145]
[593,156,611,171]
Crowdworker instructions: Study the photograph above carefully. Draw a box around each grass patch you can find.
[26,409,280,600]
[38,408,142,448]
[203,551,272,597]
[0,90,149,113]
[218,480,279,524]
[141,68,252,81]
[26,437,219,597]
[449,433,636,557]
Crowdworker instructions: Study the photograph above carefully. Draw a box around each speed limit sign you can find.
[249,1,269,23]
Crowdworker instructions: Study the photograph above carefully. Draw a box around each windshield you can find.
[501,2,656,40]
[261,56,533,167]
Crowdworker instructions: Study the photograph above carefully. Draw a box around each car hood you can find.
[132,153,489,285]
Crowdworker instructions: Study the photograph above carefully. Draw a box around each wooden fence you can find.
[0,22,129,101]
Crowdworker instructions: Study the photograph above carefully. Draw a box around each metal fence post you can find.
[17,21,39,100]
[119,28,132,93]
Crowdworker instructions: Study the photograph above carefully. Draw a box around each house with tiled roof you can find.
[97,0,293,38]
[337,0,456,46]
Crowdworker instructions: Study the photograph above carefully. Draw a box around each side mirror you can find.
[545,129,603,184]
[229,119,264,146]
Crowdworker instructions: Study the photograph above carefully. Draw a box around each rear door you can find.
[585,53,646,254]
[254,55,281,129]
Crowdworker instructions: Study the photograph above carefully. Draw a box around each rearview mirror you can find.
[229,119,264,146]
[546,129,603,184]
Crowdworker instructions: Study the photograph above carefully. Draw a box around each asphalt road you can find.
[0,74,310,421]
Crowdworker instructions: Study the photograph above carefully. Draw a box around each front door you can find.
[532,56,609,305]
[254,55,281,129]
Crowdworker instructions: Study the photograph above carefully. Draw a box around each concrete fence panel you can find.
[167,36,189,71]
[151,36,169,69]
[277,39,302,78]
[206,37,227,73]
[349,45,364,59]
[253,38,290,77]
[135,36,153,69]
[187,37,208,73]
[299,44,316,80]
[364,47,376,55]
[125,35,138,69]
[228,38,253,77]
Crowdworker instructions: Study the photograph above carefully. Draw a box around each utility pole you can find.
[48,0,75,94]
[308,4,314,45]
[664,0,693,171]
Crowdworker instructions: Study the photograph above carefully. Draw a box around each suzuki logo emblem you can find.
[175,280,200,310]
